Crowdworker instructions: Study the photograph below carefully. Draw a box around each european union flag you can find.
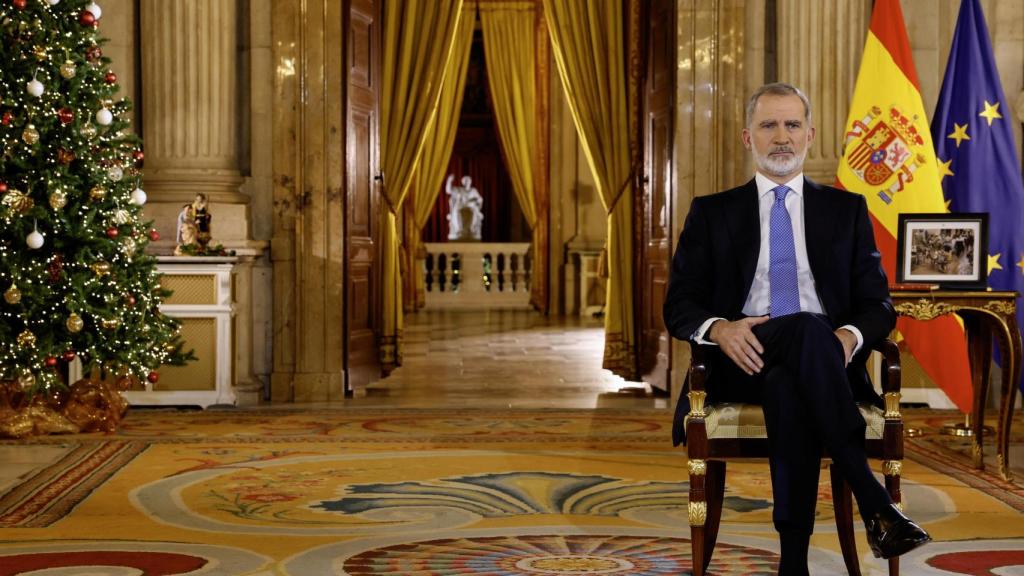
[932,0,1024,397]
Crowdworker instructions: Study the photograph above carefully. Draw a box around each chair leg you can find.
[830,463,861,576]
[689,466,706,576]
[703,460,726,572]
[885,467,902,576]
[688,459,725,576]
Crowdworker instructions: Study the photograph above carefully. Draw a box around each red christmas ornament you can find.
[45,356,58,367]
[62,350,77,362]
[104,71,117,84]
[79,10,96,27]
[149,229,160,242]
[58,107,74,124]
[132,150,145,165]
[0,182,6,194]
[106,227,119,238]
[147,371,159,383]
[1,112,11,126]
[126,294,136,306]
[47,254,64,283]
[12,0,27,10]
[58,148,76,165]
[86,45,102,62]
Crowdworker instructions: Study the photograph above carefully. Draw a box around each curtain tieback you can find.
[605,164,638,216]
[598,164,639,279]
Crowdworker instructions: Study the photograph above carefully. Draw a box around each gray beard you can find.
[752,146,807,178]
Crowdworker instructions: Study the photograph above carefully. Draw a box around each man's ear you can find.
[806,126,816,146]
[741,128,752,151]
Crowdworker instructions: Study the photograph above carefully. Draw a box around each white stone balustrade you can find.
[422,242,532,309]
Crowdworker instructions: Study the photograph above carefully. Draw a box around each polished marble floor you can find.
[351,309,669,410]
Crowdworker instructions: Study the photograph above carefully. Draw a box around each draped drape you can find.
[479,2,542,309]
[410,3,476,310]
[480,3,537,229]
[542,0,637,378]
[380,0,464,369]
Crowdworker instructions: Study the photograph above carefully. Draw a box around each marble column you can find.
[139,0,249,246]
[777,0,870,183]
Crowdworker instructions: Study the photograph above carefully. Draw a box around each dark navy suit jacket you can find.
[663,178,895,446]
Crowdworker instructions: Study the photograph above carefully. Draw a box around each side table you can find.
[891,290,1021,480]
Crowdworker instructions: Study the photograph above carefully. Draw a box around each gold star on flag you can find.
[938,158,954,181]
[989,253,1003,276]
[1017,253,1024,275]
[947,123,970,147]
[980,100,1003,126]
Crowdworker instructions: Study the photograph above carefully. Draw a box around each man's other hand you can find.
[834,328,857,366]
[708,316,770,375]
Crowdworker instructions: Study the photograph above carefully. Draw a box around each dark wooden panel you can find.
[344,0,381,393]
[638,0,675,393]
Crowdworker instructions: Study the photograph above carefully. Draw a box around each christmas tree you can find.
[0,0,190,428]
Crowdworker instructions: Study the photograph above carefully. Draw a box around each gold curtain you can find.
[479,2,542,309]
[411,3,476,310]
[543,0,637,379]
[380,0,464,369]
[480,2,537,228]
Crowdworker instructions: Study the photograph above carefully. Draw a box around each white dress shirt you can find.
[693,172,863,354]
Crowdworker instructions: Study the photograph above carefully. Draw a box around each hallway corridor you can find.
[358,310,668,410]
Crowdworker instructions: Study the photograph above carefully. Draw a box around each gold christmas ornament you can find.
[33,45,47,61]
[90,260,111,276]
[66,312,84,333]
[17,372,35,390]
[48,191,67,210]
[4,283,21,304]
[101,318,119,330]
[121,237,137,256]
[80,123,97,138]
[59,60,76,79]
[17,329,36,348]
[89,186,107,201]
[2,188,34,214]
[22,124,39,145]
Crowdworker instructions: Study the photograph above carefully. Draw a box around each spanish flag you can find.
[837,0,973,411]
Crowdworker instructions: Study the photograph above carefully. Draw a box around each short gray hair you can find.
[745,83,812,128]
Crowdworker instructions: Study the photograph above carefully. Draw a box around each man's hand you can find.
[708,316,770,375]
[834,328,857,366]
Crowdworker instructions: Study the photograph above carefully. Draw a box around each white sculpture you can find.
[446,174,483,241]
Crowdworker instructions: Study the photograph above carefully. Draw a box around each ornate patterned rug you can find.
[0,407,1021,575]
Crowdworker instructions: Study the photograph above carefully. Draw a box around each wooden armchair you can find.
[685,339,905,576]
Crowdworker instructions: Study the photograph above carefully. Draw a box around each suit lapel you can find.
[803,178,837,302]
[725,180,760,302]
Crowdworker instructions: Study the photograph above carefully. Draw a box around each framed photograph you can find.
[895,213,988,289]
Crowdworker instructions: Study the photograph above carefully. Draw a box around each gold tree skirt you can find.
[0,379,128,438]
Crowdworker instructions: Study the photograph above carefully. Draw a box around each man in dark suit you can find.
[663,83,930,574]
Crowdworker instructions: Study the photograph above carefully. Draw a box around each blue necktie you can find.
[769,185,800,317]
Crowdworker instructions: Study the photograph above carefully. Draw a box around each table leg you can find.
[964,314,989,469]
[995,314,1021,482]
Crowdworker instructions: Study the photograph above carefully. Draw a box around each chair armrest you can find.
[688,342,708,393]
[871,338,902,394]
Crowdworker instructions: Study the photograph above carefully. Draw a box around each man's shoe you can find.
[865,504,931,559]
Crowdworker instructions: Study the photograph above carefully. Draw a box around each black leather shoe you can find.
[865,504,931,559]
